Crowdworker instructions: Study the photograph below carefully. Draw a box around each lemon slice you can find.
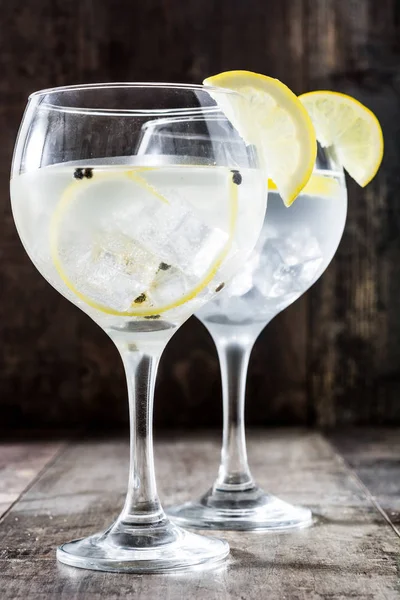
[299,91,383,187]
[268,173,340,198]
[50,168,238,317]
[204,70,317,206]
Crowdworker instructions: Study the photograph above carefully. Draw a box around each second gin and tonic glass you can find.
[169,144,347,530]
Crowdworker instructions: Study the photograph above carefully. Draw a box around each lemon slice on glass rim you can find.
[203,70,317,206]
[50,168,238,318]
[299,90,384,187]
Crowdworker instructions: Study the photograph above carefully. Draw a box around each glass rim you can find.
[29,81,241,98]
[28,82,243,118]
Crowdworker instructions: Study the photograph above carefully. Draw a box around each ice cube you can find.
[252,241,282,298]
[211,293,251,323]
[298,255,324,283]
[149,266,192,307]
[127,199,228,279]
[70,231,160,311]
[225,252,260,297]
[253,227,323,302]
[275,230,322,266]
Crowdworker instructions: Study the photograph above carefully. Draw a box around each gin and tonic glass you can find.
[10,83,267,570]
[169,144,347,530]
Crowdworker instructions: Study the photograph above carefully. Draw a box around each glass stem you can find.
[214,337,255,492]
[116,341,165,526]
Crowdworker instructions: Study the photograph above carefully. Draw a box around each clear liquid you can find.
[11,161,266,330]
[198,171,347,326]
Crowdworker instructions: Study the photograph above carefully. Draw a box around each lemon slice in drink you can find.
[50,167,238,318]
[204,70,317,206]
[299,91,384,186]
[268,173,340,198]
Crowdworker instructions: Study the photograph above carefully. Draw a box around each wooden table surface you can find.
[0,429,399,599]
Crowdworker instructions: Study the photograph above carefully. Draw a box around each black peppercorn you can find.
[134,293,147,304]
[74,168,84,179]
[231,170,242,185]
[158,262,171,271]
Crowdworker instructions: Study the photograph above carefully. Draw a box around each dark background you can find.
[1,0,399,431]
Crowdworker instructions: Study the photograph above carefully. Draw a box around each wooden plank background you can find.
[1,0,399,429]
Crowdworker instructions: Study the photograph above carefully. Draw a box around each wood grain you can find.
[329,428,400,531]
[0,440,65,518]
[0,431,399,599]
[0,0,399,427]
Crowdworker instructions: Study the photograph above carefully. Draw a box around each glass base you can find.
[57,519,229,573]
[167,485,313,531]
